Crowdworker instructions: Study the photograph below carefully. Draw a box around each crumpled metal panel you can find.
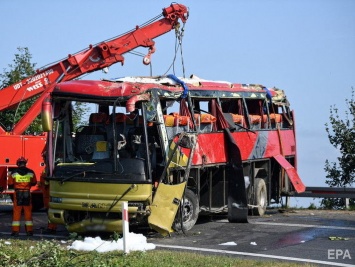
[273,154,305,193]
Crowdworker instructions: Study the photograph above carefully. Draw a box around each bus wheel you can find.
[253,178,267,216]
[173,188,199,232]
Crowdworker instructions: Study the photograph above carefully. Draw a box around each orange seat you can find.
[89,112,108,124]
[230,113,244,125]
[164,113,191,126]
[262,113,283,128]
[110,113,126,123]
[263,113,282,123]
[194,113,216,125]
[249,115,262,124]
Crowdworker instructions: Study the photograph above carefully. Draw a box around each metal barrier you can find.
[293,187,355,198]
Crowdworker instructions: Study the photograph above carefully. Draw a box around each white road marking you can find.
[1,229,353,266]
[252,221,355,231]
[216,218,355,231]
[156,244,355,267]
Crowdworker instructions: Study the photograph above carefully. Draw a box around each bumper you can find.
[48,208,125,233]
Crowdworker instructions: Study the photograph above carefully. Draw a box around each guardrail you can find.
[293,187,355,198]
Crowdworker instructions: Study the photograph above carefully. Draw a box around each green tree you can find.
[0,47,40,133]
[72,101,91,128]
[0,47,90,133]
[322,88,355,209]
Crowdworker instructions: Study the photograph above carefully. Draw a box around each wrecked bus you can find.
[42,75,305,235]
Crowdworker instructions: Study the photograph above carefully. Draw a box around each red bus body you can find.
[44,76,305,234]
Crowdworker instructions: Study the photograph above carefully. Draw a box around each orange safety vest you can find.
[8,167,37,190]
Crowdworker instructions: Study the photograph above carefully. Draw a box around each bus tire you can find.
[173,188,199,232]
[253,178,267,216]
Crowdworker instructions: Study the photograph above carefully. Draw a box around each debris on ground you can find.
[329,236,350,241]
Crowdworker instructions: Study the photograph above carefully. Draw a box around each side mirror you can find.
[41,97,53,132]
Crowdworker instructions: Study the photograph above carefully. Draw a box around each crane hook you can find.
[143,45,156,65]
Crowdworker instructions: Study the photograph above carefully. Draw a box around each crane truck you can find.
[0,3,189,210]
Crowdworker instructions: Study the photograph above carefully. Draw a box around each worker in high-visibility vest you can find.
[8,157,37,236]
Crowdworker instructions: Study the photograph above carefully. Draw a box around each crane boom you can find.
[0,3,188,135]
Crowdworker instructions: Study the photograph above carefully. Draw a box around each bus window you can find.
[220,98,246,130]
[245,99,263,130]
[193,99,217,132]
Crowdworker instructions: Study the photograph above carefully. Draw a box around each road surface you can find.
[0,202,354,266]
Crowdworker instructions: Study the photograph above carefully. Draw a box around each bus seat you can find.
[270,113,282,123]
[164,113,191,139]
[126,113,143,125]
[249,115,262,130]
[194,113,216,133]
[89,112,108,125]
[75,126,106,160]
[106,113,127,146]
[92,141,111,160]
[230,113,245,129]
[263,113,282,129]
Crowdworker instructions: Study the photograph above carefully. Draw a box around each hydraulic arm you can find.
[0,3,188,135]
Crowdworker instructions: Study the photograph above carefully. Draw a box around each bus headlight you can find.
[50,197,63,203]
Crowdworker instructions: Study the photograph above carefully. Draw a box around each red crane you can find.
[0,3,188,207]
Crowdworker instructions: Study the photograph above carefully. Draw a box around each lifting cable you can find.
[163,22,187,77]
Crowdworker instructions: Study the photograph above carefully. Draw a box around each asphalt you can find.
[0,203,354,266]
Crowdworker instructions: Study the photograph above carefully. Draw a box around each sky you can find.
[1,0,354,207]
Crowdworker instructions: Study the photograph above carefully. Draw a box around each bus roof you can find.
[53,75,288,106]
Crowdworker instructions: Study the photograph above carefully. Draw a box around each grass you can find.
[0,238,315,267]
